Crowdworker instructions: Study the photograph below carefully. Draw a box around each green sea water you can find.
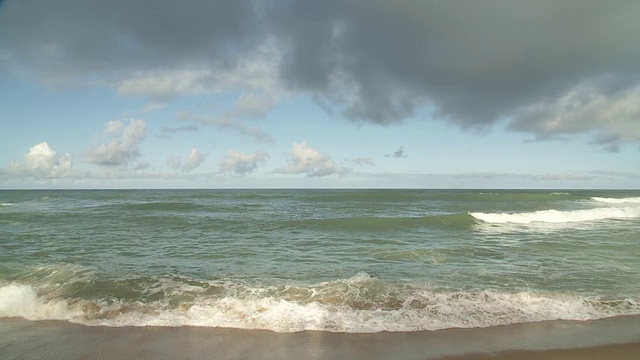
[1,189,639,332]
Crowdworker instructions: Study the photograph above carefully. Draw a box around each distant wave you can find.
[592,197,640,204]
[292,213,475,231]
[470,206,640,224]
[118,202,207,211]
[430,192,580,203]
[1,273,639,333]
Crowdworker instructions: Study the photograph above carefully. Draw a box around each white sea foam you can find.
[470,206,640,224]
[2,282,639,333]
[592,197,640,204]
[0,284,80,320]
[143,291,639,332]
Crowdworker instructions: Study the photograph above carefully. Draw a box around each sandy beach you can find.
[2,316,640,360]
[440,342,640,360]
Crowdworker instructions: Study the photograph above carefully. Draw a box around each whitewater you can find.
[1,189,639,333]
[470,197,640,224]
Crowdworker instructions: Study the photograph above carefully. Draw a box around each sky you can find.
[1,0,639,189]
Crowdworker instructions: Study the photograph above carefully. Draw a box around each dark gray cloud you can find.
[386,147,407,158]
[0,0,256,80]
[272,1,640,130]
[2,0,640,149]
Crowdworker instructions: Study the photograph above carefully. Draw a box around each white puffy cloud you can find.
[219,150,269,175]
[275,141,349,177]
[104,120,124,134]
[166,148,207,172]
[183,148,207,171]
[87,119,147,166]
[10,142,72,178]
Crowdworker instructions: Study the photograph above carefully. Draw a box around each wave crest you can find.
[0,284,80,320]
[470,206,640,224]
[592,197,640,204]
[2,277,639,333]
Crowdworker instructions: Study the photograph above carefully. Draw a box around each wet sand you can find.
[1,316,639,359]
[439,342,640,360]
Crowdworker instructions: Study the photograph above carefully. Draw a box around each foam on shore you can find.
[2,278,639,332]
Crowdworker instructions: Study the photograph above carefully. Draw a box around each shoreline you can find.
[2,316,640,359]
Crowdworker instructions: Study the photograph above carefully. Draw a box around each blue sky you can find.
[1,1,639,189]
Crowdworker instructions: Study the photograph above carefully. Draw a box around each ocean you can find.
[1,189,639,336]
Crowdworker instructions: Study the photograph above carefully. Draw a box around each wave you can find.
[291,213,475,231]
[0,284,80,320]
[429,191,583,203]
[118,202,207,212]
[592,197,640,204]
[2,273,639,333]
[470,206,640,224]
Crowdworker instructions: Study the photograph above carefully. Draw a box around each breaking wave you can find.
[592,197,640,204]
[1,273,639,333]
[469,195,640,225]
[471,206,640,224]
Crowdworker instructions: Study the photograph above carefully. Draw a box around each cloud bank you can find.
[2,0,640,149]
